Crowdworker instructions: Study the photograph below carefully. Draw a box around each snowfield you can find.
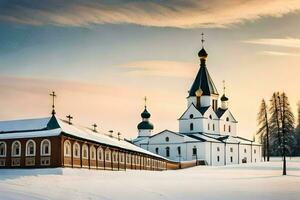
[0,158,300,200]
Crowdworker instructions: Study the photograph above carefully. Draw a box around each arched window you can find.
[189,114,194,119]
[73,142,80,158]
[82,144,89,159]
[105,149,111,161]
[113,152,117,162]
[226,117,229,122]
[90,146,96,160]
[209,115,212,119]
[244,148,247,153]
[0,142,7,157]
[223,124,226,132]
[26,140,36,156]
[97,147,104,161]
[155,147,159,154]
[230,156,233,162]
[217,147,220,152]
[40,139,51,156]
[165,137,169,142]
[165,147,170,157]
[229,125,231,132]
[254,149,257,154]
[64,140,71,157]
[12,141,21,157]
[217,156,220,162]
[190,123,194,131]
[208,123,210,130]
[230,147,233,153]
[212,124,215,131]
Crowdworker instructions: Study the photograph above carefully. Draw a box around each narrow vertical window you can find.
[166,147,170,157]
[190,123,194,131]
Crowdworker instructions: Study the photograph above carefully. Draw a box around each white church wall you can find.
[186,142,206,161]
[138,129,152,137]
[239,144,252,164]
[200,96,211,107]
[225,144,239,165]
[252,145,261,163]
[211,142,226,166]
[179,118,204,133]
[187,97,196,107]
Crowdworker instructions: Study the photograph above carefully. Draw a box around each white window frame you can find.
[90,146,96,160]
[12,141,21,157]
[0,142,7,157]
[26,140,36,157]
[40,139,51,156]
[82,144,89,159]
[97,147,104,161]
[73,142,80,158]
[64,140,71,157]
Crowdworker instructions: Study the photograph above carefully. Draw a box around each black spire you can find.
[189,35,218,97]
[50,91,57,115]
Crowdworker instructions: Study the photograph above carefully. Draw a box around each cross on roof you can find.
[50,91,57,115]
[92,123,97,132]
[66,115,73,125]
[223,80,226,94]
[144,96,147,108]
[117,132,121,141]
[201,33,205,47]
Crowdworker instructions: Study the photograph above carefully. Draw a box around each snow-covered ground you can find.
[0,158,299,200]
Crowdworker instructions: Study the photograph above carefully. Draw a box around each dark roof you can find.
[221,94,229,101]
[141,107,151,119]
[198,48,208,58]
[216,108,227,118]
[189,61,218,97]
[137,121,154,130]
[197,106,210,115]
[185,134,207,142]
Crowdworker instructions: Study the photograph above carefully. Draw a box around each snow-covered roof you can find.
[0,116,167,160]
[0,117,51,133]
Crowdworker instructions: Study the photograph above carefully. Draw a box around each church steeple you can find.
[137,97,154,137]
[221,80,229,110]
[189,34,218,98]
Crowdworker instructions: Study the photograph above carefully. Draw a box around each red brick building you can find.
[0,115,169,170]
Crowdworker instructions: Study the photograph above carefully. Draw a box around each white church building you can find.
[132,43,262,166]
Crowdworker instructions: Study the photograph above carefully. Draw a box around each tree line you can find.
[257,92,300,161]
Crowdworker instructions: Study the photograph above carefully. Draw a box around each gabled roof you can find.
[178,103,203,120]
[216,108,227,118]
[189,63,218,97]
[150,129,184,138]
[0,116,166,160]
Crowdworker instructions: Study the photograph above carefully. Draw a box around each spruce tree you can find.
[294,102,300,155]
[257,99,270,161]
[277,92,295,175]
[269,92,282,155]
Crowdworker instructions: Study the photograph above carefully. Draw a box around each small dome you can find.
[141,108,151,118]
[198,48,208,58]
[137,121,154,130]
[221,94,229,101]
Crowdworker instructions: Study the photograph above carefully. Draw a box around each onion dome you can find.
[221,94,229,101]
[141,108,151,118]
[137,121,154,130]
[198,48,208,59]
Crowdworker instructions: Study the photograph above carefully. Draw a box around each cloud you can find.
[244,37,300,48]
[119,60,197,78]
[259,51,300,56]
[0,0,300,28]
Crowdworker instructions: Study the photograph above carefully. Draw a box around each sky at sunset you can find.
[0,0,299,139]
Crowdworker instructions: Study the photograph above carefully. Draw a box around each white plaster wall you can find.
[179,118,203,133]
[225,144,239,165]
[200,96,211,107]
[138,129,152,137]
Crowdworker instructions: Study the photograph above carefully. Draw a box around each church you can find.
[133,41,262,166]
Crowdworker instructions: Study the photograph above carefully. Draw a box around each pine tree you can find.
[294,101,300,155]
[277,92,295,175]
[269,92,282,155]
[257,99,270,161]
